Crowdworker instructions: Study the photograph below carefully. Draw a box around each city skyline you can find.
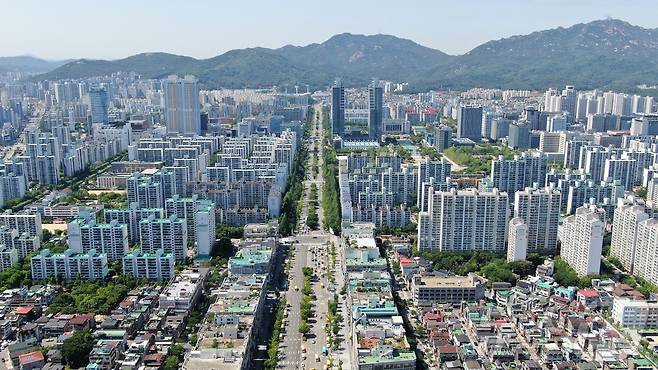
[3,2,658,368]
[4,0,658,59]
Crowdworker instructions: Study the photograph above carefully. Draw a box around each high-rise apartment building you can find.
[418,188,508,252]
[604,156,638,191]
[559,206,605,276]
[514,186,561,253]
[579,145,618,183]
[195,200,216,257]
[566,179,621,215]
[416,158,451,204]
[104,204,164,243]
[490,152,548,195]
[610,198,650,273]
[122,248,175,280]
[31,248,108,281]
[127,173,164,209]
[507,217,528,262]
[634,219,658,287]
[139,215,188,262]
[0,211,42,238]
[648,177,658,205]
[67,216,129,261]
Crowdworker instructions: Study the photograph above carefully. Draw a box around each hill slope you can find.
[31,19,658,91]
[275,33,454,82]
[0,56,70,73]
[36,53,199,80]
[422,18,658,90]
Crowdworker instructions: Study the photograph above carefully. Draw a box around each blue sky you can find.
[3,0,658,60]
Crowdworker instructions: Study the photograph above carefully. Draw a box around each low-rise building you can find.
[411,274,486,306]
[612,298,658,329]
[122,249,175,281]
[30,248,108,281]
[158,268,208,311]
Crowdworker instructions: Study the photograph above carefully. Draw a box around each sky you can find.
[3,0,658,60]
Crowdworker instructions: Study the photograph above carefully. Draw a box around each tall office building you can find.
[368,81,383,141]
[523,107,540,130]
[508,122,530,149]
[514,186,561,253]
[88,87,109,124]
[331,80,345,136]
[418,188,508,252]
[507,217,528,262]
[456,106,482,141]
[162,75,201,135]
[559,205,605,276]
[434,125,452,152]
[610,198,650,273]
[562,85,577,118]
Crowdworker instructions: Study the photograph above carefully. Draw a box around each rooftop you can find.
[416,275,478,288]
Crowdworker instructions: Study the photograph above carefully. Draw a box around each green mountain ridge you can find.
[0,56,71,73]
[27,19,658,91]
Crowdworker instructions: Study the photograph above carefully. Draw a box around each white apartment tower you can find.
[559,205,605,276]
[634,219,658,287]
[139,215,188,262]
[507,217,528,262]
[610,198,650,273]
[417,188,508,252]
[195,200,216,257]
[514,186,561,253]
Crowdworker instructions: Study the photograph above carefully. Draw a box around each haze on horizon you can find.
[4,0,658,60]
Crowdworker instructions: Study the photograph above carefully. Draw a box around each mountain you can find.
[31,19,658,91]
[0,56,70,73]
[423,18,658,90]
[36,53,199,80]
[194,48,332,88]
[275,33,454,83]
[35,33,445,88]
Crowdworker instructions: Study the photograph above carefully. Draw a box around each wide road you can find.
[278,105,349,370]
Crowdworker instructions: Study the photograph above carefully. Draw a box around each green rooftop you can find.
[359,351,416,365]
